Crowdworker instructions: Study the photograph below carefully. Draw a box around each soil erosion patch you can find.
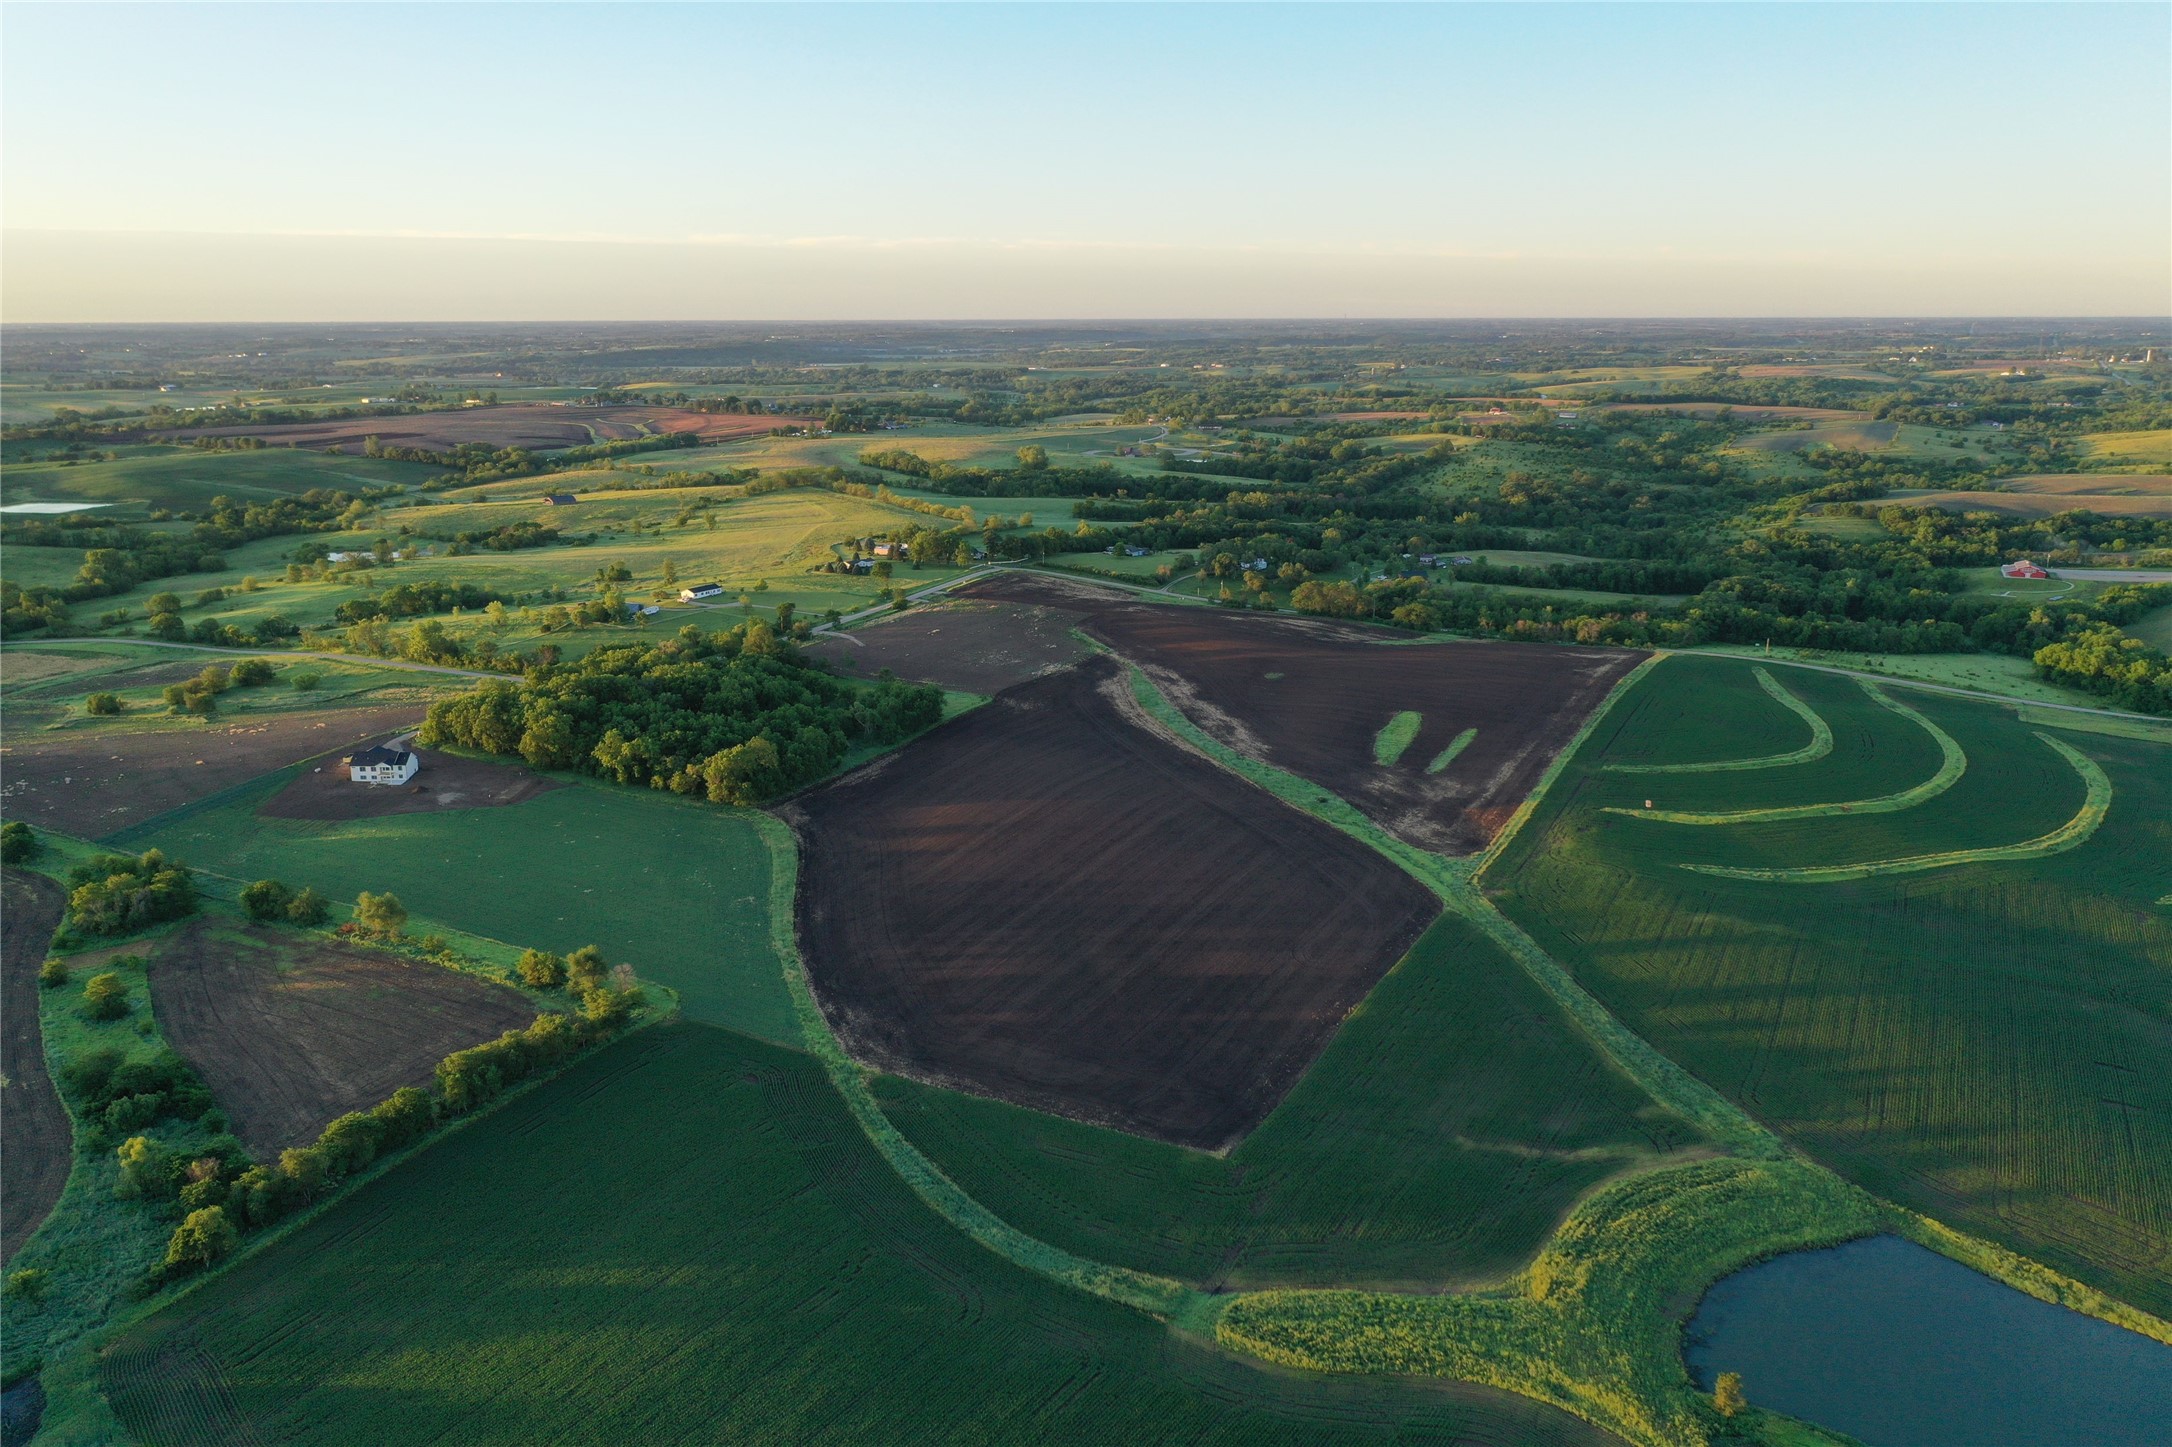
[805,600,1090,693]
[259,742,560,821]
[962,572,1645,853]
[2,870,68,1263]
[0,705,427,839]
[787,655,1440,1151]
[148,920,537,1156]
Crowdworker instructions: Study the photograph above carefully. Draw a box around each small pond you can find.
[1685,1234,2172,1446]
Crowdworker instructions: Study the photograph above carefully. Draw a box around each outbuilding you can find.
[542,493,578,506]
[2001,560,2051,580]
[680,582,726,602]
[347,745,419,786]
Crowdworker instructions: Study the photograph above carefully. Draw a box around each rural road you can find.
[2055,568,2172,584]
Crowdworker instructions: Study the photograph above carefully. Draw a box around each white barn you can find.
[347,744,419,786]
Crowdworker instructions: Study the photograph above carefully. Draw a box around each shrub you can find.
[516,949,566,988]
[0,821,36,864]
[229,658,276,686]
[1714,1372,1746,1417]
[239,878,294,921]
[3,1269,48,1305]
[82,971,130,1020]
[232,1165,289,1227]
[63,1047,215,1144]
[115,1135,176,1199]
[565,945,608,993]
[289,671,323,691]
[164,1206,238,1273]
[84,691,124,715]
[354,890,407,938]
[286,886,330,927]
[37,956,68,989]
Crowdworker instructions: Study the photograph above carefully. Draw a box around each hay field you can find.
[2080,430,2172,469]
[100,1022,1613,1447]
[1486,654,2172,1318]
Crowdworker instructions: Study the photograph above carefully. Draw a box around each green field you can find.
[2082,428,2172,469]
[0,445,443,510]
[1,642,446,731]
[876,911,1708,1294]
[1485,653,2172,1318]
[93,1022,1614,1447]
[124,778,796,1045]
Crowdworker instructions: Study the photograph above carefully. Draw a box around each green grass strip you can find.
[1687,731,2111,884]
[1603,679,1964,825]
[749,811,1198,1321]
[1371,710,1423,766]
[1605,666,1832,774]
[1424,727,1477,774]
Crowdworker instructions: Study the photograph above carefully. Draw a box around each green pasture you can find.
[1,643,444,731]
[0,445,442,510]
[1486,652,2172,1318]
[123,778,796,1045]
[877,910,1706,1294]
[92,1022,1613,1447]
[2128,603,2172,650]
[2081,428,2172,469]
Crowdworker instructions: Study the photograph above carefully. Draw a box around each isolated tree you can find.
[240,879,294,922]
[1016,444,1049,471]
[82,972,130,1021]
[286,886,330,927]
[0,820,37,864]
[1713,1372,1746,1418]
[84,691,123,716]
[354,891,408,938]
[164,1206,239,1272]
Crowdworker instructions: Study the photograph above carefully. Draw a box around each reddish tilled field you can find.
[0,706,428,839]
[148,920,538,1156]
[259,742,559,821]
[803,600,1091,693]
[162,405,815,454]
[787,656,1439,1151]
[961,573,1645,854]
[2,869,68,1263]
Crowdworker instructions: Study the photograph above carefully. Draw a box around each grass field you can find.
[93,1021,1617,1447]
[876,910,1708,1293]
[0,445,442,511]
[1485,653,2172,1319]
[2081,429,2172,470]
[1688,645,2122,710]
[2129,603,2172,651]
[124,777,796,1045]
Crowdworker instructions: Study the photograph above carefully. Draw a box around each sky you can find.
[3,1,2166,321]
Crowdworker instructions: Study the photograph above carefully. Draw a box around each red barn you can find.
[2001,560,2050,580]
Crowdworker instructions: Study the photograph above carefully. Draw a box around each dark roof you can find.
[684,582,724,593]
[349,745,414,768]
[543,494,577,504]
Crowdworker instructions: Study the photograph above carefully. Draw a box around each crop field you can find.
[0,445,443,510]
[128,778,796,1045]
[1485,653,2172,1317]
[789,656,1441,1150]
[149,919,538,1155]
[100,1022,1615,1447]
[1884,475,2172,519]
[876,910,1707,1292]
[804,597,1091,692]
[161,404,814,453]
[1,869,68,1264]
[962,572,1645,854]
[0,697,433,839]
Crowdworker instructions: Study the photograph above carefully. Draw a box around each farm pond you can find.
[1684,1234,2172,1447]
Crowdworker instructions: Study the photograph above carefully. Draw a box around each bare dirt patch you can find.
[258,742,559,821]
[788,656,1440,1151]
[161,405,815,454]
[804,600,1091,693]
[0,705,426,840]
[148,920,537,1157]
[2,869,68,1264]
[961,573,1645,854]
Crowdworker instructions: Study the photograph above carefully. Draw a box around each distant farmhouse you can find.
[347,744,418,786]
[680,582,726,603]
[2001,560,2051,580]
[542,493,578,506]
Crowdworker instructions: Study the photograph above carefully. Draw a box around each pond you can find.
[1685,1235,2172,1447]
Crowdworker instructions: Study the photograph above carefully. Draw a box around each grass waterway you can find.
[1685,1235,2172,1447]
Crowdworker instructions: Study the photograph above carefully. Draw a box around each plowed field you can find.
[1,870,68,1264]
[961,573,1644,853]
[788,655,1440,1150]
[804,599,1091,693]
[148,920,537,1156]
[163,405,813,453]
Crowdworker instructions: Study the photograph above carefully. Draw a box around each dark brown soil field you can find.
[788,655,1439,1151]
[162,405,815,454]
[803,600,1091,693]
[2,870,68,1264]
[961,573,1645,854]
[259,741,559,821]
[0,705,426,839]
[148,920,537,1157]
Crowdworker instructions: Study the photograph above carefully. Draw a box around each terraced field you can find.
[1486,654,2172,1317]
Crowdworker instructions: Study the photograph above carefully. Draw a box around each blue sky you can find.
[3,2,2165,319]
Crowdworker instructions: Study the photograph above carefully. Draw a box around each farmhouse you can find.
[680,582,726,602]
[346,745,418,786]
[2001,559,2051,580]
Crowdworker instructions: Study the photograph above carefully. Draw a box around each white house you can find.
[347,744,419,786]
[680,582,725,603]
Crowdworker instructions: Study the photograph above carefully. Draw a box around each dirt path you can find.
[2,869,68,1265]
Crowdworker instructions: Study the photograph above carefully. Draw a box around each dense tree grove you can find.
[420,621,943,802]
[66,849,199,936]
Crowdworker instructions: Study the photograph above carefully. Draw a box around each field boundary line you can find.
[1603,666,1832,774]
[1687,731,2112,883]
[1602,679,1965,826]
[749,811,1198,1321]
